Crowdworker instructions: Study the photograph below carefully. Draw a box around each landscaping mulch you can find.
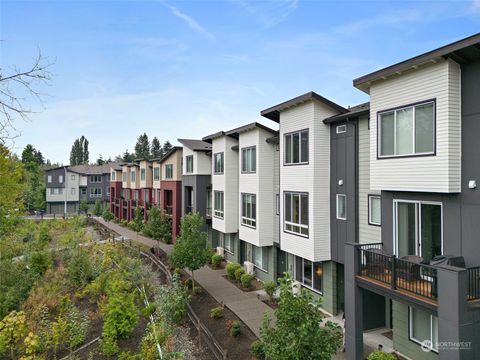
[207,260,227,270]
[261,298,279,310]
[189,285,258,360]
[221,274,263,292]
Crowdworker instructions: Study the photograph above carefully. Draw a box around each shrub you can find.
[230,320,241,337]
[262,281,277,300]
[68,250,94,287]
[206,248,216,264]
[93,200,103,216]
[141,303,156,318]
[102,208,114,222]
[28,250,53,276]
[157,277,188,324]
[99,336,119,356]
[211,254,223,268]
[251,339,266,360]
[119,351,142,360]
[367,350,397,360]
[240,273,254,289]
[38,226,51,244]
[226,262,242,280]
[210,306,224,319]
[234,268,245,282]
[102,293,138,339]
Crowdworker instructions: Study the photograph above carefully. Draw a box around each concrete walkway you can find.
[94,217,274,337]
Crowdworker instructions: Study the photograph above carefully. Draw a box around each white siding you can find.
[183,146,211,175]
[358,116,382,244]
[370,59,461,193]
[238,128,276,247]
[46,171,80,203]
[279,100,338,262]
[152,161,161,189]
[273,142,280,245]
[122,166,131,189]
[212,136,239,234]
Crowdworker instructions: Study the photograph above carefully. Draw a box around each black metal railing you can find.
[467,267,480,301]
[359,247,393,285]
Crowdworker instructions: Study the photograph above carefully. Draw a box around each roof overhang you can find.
[225,122,278,137]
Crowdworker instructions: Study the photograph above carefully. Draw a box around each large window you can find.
[47,175,52,183]
[378,101,435,157]
[110,172,115,181]
[395,200,442,262]
[241,194,256,228]
[284,192,309,236]
[297,258,323,293]
[59,175,63,183]
[336,194,347,220]
[122,172,127,182]
[140,168,146,181]
[50,188,63,195]
[165,164,173,179]
[214,191,224,219]
[214,153,224,174]
[284,130,308,165]
[90,175,102,183]
[253,245,268,271]
[241,147,256,173]
[131,171,136,182]
[369,195,381,225]
[186,155,194,173]
[206,190,212,217]
[90,188,102,197]
[153,167,160,181]
[222,233,234,254]
[409,307,438,352]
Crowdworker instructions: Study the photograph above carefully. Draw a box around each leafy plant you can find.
[230,320,241,337]
[251,339,266,360]
[210,306,224,319]
[68,249,95,287]
[211,254,223,268]
[79,200,90,215]
[169,212,210,292]
[226,262,242,280]
[141,303,157,318]
[102,208,114,222]
[240,273,254,289]
[119,351,142,360]
[367,350,397,360]
[102,293,138,339]
[129,207,144,233]
[143,207,171,243]
[99,335,119,356]
[234,268,245,282]
[262,280,277,301]
[27,250,53,276]
[93,200,103,216]
[156,276,188,324]
[0,310,27,359]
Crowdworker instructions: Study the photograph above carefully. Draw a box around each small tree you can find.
[169,212,210,292]
[102,208,114,222]
[129,207,144,233]
[79,199,89,215]
[257,274,343,360]
[93,200,102,216]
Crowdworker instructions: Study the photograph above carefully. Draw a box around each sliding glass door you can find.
[394,201,442,261]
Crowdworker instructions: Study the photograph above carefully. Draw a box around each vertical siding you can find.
[358,116,382,244]
[370,59,461,193]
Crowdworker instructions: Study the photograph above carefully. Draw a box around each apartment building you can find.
[343,34,480,360]
[46,163,116,214]
[109,164,123,218]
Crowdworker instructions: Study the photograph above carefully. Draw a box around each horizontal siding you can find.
[370,59,461,193]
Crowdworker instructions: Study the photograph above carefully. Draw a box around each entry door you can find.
[277,250,287,278]
[395,201,442,261]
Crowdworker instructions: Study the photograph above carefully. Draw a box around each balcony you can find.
[357,244,480,306]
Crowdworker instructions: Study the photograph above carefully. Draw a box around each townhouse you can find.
[46,163,117,214]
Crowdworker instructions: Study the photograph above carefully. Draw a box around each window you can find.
[276,194,280,215]
[50,188,63,195]
[153,167,160,181]
[71,174,76,180]
[241,194,256,228]
[284,130,308,165]
[165,164,173,179]
[90,188,102,197]
[284,192,309,236]
[336,194,347,220]
[241,147,256,173]
[110,172,115,181]
[106,187,110,197]
[206,190,212,217]
[409,307,438,352]
[134,190,139,200]
[140,168,146,181]
[253,245,268,271]
[122,172,127,182]
[144,189,149,202]
[222,233,234,254]
[123,189,130,200]
[369,195,381,225]
[59,175,63,183]
[395,200,442,262]
[336,124,347,134]
[81,188,87,195]
[186,155,194,173]
[214,153,224,174]
[131,171,136,182]
[378,101,435,157]
[90,175,102,183]
[214,191,224,218]
[47,175,52,183]
[71,188,75,195]
[298,258,323,293]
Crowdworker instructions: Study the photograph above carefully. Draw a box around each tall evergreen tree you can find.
[21,144,46,211]
[81,136,89,164]
[151,137,162,159]
[69,136,89,165]
[96,154,104,165]
[162,140,173,155]
[122,149,135,162]
[134,133,150,159]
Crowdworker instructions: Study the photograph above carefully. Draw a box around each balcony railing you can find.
[467,267,480,301]
[165,205,173,216]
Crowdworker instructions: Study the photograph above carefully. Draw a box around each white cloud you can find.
[164,4,214,39]
[472,0,480,11]
[232,0,299,27]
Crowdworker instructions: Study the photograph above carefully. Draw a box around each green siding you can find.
[392,301,438,360]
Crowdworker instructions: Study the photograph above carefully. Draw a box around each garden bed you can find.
[221,274,263,292]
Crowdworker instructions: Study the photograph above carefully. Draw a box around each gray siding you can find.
[86,173,110,203]
[182,174,211,221]
[45,168,67,188]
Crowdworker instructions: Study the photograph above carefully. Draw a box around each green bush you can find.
[210,306,224,319]
[367,350,397,360]
[157,277,188,324]
[251,339,265,360]
[141,303,157,318]
[262,280,277,300]
[28,250,53,276]
[240,273,254,289]
[230,320,241,337]
[102,293,138,339]
[38,226,51,244]
[226,262,242,280]
[234,268,245,282]
[118,351,142,360]
[99,336,119,356]
[102,208,114,222]
[93,200,103,217]
[68,250,94,287]
[211,254,224,268]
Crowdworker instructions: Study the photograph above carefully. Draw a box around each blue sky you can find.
[2,0,479,164]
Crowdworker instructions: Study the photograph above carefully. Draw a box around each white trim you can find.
[368,195,381,225]
[336,124,347,134]
[408,307,439,353]
[336,194,347,220]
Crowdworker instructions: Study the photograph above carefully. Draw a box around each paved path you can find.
[94,217,274,337]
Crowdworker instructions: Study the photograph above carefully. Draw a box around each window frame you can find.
[300,258,323,294]
[276,194,280,215]
[252,245,268,272]
[90,175,102,183]
[408,307,438,353]
[336,194,347,220]
[336,124,347,134]
[131,171,136,182]
[71,174,76,180]
[377,99,436,159]
[223,233,234,254]
[122,172,127,182]
[59,175,63,183]
[213,152,224,174]
[186,155,194,173]
[140,168,146,181]
[153,167,160,181]
[284,129,309,166]
[214,191,224,219]
[47,175,52,183]
[241,146,256,173]
[165,164,173,179]
[283,191,309,238]
[368,195,381,226]
[241,193,256,228]
[80,188,87,195]
[89,187,102,198]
